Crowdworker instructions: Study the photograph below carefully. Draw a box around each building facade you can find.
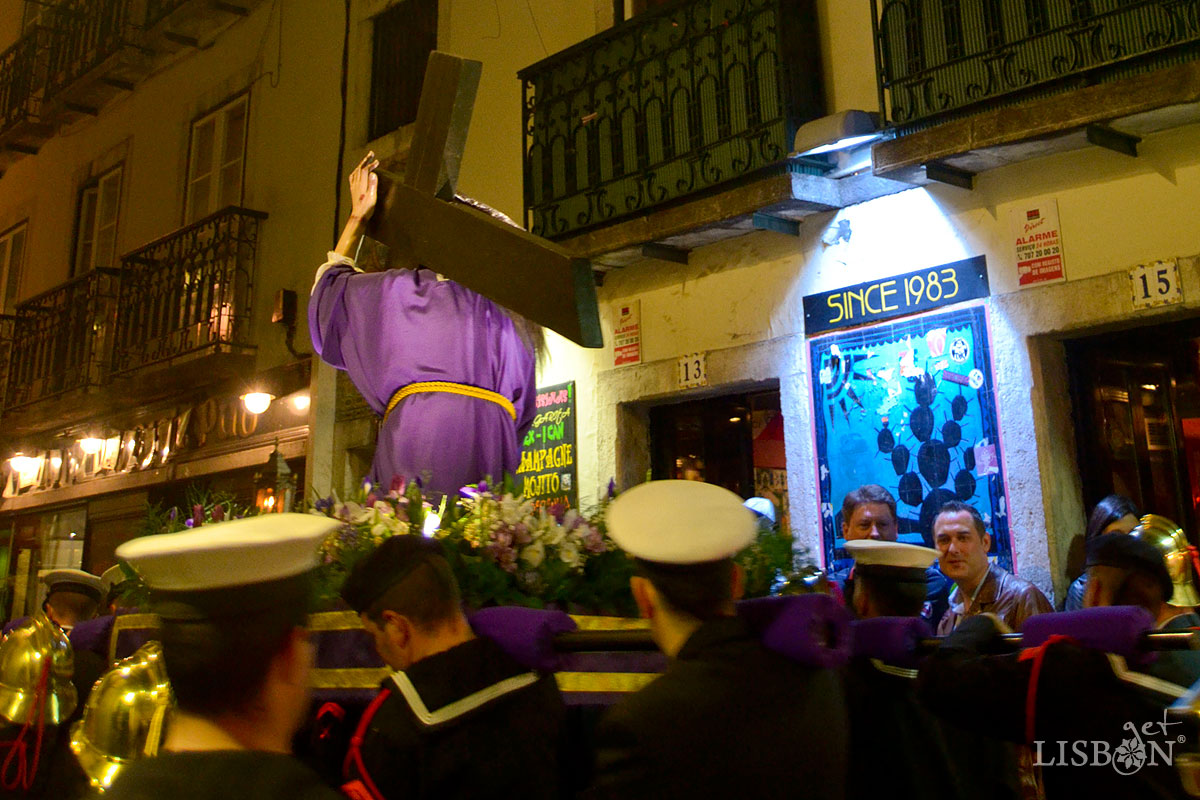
[310,0,1200,605]
[0,0,342,616]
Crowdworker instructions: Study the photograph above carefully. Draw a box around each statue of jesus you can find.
[309,152,542,497]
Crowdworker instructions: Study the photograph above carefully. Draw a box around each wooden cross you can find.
[365,51,603,349]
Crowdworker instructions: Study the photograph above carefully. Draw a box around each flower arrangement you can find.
[123,480,809,618]
[311,476,637,614]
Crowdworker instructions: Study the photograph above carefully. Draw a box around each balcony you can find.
[4,268,118,414]
[521,0,893,265]
[41,0,151,119]
[871,0,1200,184]
[112,206,264,389]
[142,0,267,54]
[0,27,57,171]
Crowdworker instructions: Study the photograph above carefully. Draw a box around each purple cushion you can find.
[1021,606,1155,663]
[468,607,578,672]
[737,594,853,669]
[851,616,933,668]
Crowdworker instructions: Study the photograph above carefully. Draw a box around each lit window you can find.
[74,166,122,274]
[185,95,249,224]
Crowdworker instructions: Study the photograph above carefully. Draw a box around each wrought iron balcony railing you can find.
[112,206,265,377]
[4,269,118,411]
[0,27,55,138]
[519,0,823,240]
[873,0,1200,133]
[44,0,135,102]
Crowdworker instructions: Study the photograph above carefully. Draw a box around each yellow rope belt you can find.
[384,381,516,424]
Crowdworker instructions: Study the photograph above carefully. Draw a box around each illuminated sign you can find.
[803,255,989,335]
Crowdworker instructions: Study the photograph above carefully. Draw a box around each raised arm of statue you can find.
[332,151,380,261]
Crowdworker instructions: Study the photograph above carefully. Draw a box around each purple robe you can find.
[309,256,536,496]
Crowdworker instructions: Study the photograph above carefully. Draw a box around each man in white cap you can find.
[842,540,1015,800]
[103,513,345,800]
[587,480,848,799]
[39,568,104,633]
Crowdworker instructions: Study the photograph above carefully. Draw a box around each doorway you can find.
[648,388,787,526]
[1066,317,1200,538]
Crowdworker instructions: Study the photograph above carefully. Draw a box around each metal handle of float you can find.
[549,628,1200,653]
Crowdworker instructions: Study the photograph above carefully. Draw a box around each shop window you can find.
[368,0,437,141]
[649,389,787,526]
[185,94,249,224]
[0,221,27,313]
[73,165,122,274]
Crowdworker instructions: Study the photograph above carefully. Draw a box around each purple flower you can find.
[584,529,606,554]
[607,478,617,498]
[459,485,480,500]
[478,479,489,494]
[548,502,567,524]
[184,519,194,528]
[314,497,334,512]
[168,507,178,522]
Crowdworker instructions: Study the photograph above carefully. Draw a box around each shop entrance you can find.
[1066,317,1200,538]
[648,388,787,526]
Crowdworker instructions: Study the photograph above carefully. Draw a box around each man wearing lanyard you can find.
[934,500,1052,634]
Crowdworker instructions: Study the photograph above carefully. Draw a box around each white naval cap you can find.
[607,480,756,563]
[116,513,340,593]
[100,564,125,593]
[743,497,776,524]
[41,568,104,602]
[845,539,937,577]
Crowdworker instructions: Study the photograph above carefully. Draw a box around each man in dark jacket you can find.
[844,539,1019,800]
[588,480,848,799]
[340,535,566,800]
[104,514,347,800]
[917,606,1192,798]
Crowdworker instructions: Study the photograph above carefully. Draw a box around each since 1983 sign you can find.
[802,255,990,336]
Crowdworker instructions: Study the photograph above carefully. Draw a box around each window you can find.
[369,0,437,141]
[0,222,26,313]
[185,95,249,224]
[74,166,122,274]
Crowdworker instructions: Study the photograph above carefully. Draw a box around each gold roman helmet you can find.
[0,610,77,726]
[70,640,173,793]
[1130,514,1200,608]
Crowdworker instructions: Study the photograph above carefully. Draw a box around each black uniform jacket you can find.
[345,635,566,800]
[917,614,1191,799]
[103,750,343,800]
[845,655,1020,800]
[587,616,848,800]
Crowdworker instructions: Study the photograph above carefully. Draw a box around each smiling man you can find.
[934,500,1051,634]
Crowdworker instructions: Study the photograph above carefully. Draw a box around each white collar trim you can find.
[1105,653,1188,698]
[869,658,918,679]
[390,669,540,727]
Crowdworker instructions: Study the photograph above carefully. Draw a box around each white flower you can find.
[542,520,567,546]
[559,541,582,568]
[373,500,395,516]
[499,495,524,525]
[521,541,546,568]
[344,502,371,524]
